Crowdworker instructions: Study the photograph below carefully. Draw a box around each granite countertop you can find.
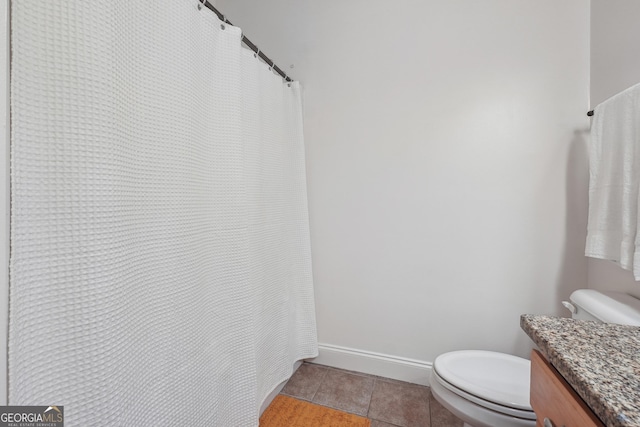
[521,315,640,427]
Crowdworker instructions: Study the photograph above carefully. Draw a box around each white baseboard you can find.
[309,343,432,386]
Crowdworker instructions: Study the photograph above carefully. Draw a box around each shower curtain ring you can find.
[220,14,226,29]
[254,48,260,59]
[197,0,206,10]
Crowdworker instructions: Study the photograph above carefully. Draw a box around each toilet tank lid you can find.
[570,289,640,326]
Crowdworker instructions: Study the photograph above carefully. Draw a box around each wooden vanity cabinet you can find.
[530,350,604,427]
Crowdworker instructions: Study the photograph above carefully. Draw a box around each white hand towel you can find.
[586,82,640,279]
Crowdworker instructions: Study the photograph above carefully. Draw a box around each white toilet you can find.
[430,289,640,427]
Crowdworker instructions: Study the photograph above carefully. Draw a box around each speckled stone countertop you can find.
[521,315,640,427]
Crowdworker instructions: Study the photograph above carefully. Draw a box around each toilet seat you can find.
[432,350,535,420]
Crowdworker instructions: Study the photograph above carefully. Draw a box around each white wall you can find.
[217,0,590,378]
[587,0,640,297]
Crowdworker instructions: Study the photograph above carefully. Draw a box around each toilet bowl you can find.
[430,350,536,427]
[430,289,640,427]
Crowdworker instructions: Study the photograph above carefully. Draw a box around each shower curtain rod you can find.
[201,0,293,82]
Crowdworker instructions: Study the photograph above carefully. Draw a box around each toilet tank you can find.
[565,289,640,326]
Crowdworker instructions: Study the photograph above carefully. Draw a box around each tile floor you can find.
[279,363,464,427]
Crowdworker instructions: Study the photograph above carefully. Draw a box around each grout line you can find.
[311,399,369,418]
[279,390,311,402]
[309,363,330,403]
[365,378,375,419]
[429,389,432,427]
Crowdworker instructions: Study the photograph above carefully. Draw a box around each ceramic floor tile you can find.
[368,380,430,427]
[312,369,376,416]
[324,365,378,380]
[281,363,329,401]
[429,391,464,427]
[370,420,401,427]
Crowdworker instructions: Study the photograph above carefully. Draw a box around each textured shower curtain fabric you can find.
[10,1,317,426]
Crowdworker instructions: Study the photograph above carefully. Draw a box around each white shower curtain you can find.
[9,1,317,425]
